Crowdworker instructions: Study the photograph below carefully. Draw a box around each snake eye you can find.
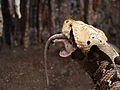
[100,40,102,43]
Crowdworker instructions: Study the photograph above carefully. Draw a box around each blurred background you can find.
[0,0,120,90]
[0,0,120,48]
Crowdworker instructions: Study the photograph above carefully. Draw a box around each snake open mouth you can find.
[44,30,77,59]
[53,39,76,57]
[53,29,77,57]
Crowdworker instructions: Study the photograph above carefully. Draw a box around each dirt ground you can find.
[0,44,94,90]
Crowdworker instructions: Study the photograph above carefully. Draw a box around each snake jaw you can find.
[53,39,77,57]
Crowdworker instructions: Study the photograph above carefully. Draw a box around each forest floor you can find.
[0,44,94,90]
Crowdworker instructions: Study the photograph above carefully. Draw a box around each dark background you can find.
[0,0,120,48]
[0,0,120,90]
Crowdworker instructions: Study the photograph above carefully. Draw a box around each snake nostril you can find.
[66,20,69,23]
[87,41,91,45]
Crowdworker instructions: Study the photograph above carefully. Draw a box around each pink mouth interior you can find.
[59,49,71,57]
[53,39,75,57]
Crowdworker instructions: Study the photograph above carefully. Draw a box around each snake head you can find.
[62,18,74,39]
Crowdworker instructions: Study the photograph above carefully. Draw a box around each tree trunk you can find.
[1,0,13,47]
[1,0,120,48]
[21,0,29,48]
